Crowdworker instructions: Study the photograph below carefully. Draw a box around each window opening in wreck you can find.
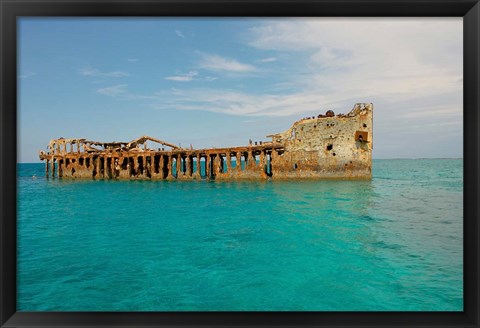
[106,158,112,178]
[333,152,336,156]
[91,158,97,177]
[197,157,202,175]
[174,158,180,176]
[129,158,134,176]
[138,157,144,175]
[293,163,298,170]
[327,144,333,151]
[71,168,75,175]
[79,158,84,166]
[363,123,367,127]
[200,157,206,178]
[85,158,90,168]
[265,154,273,177]
[162,157,169,178]
[241,155,246,171]
[146,157,152,178]
[153,156,160,174]
[209,156,215,177]
[220,156,226,173]
[181,157,185,174]
[120,158,127,170]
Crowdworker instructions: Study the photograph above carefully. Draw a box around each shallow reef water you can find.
[17,159,463,311]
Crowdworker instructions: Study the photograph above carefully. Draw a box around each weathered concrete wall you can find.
[39,103,373,180]
[269,103,373,178]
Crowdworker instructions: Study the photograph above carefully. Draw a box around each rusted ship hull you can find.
[38,103,373,180]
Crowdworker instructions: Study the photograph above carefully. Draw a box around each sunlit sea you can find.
[17,159,463,311]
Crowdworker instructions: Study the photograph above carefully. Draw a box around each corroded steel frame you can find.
[1,1,479,328]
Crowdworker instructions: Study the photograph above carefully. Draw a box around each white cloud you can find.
[141,17,463,144]
[248,18,461,82]
[203,76,218,82]
[257,57,277,63]
[243,18,462,114]
[102,19,462,125]
[165,71,198,82]
[97,84,128,97]
[198,53,255,72]
[165,71,218,82]
[77,18,462,158]
[96,84,159,100]
[175,29,185,38]
[79,68,130,78]
[397,105,462,120]
[166,76,192,82]
[152,88,329,117]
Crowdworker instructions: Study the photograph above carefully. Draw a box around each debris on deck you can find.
[39,103,373,180]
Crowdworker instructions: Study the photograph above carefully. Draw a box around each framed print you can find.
[1,0,479,327]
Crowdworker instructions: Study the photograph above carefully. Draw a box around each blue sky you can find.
[18,18,462,163]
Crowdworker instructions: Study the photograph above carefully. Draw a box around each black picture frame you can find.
[1,0,479,327]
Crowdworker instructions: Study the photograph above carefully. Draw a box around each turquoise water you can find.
[17,159,463,311]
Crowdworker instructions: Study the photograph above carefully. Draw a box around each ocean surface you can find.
[17,159,463,311]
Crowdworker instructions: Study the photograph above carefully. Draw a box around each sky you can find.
[18,18,463,163]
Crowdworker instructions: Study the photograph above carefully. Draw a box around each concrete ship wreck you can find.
[39,103,373,180]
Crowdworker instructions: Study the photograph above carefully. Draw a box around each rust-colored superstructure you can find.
[39,103,373,180]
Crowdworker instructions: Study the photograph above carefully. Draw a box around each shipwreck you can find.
[38,103,373,180]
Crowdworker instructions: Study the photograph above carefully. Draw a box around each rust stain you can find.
[39,103,373,180]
